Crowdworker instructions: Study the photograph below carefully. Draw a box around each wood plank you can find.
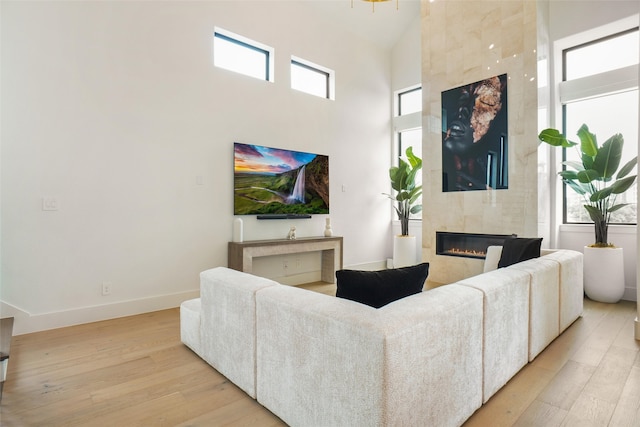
[463,363,556,427]
[513,399,568,427]
[535,360,597,410]
[571,301,633,367]
[560,393,617,426]
[579,345,638,405]
[608,365,640,427]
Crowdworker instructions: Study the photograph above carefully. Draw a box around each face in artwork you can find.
[442,75,508,191]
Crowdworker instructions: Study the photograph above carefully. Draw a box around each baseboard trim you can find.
[346,260,388,271]
[1,290,200,336]
[623,286,638,302]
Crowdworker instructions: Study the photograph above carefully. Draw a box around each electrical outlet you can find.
[102,282,112,296]
[283,260,289,271]
[42,197,59,211]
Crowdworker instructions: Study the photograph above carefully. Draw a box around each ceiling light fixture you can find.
[351,0,399,13]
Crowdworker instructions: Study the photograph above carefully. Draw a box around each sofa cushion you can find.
[180,298,202,357]
[335,263,429,308]
[483,245,503,273]
[256,282,484,427]
[498,237,542,268]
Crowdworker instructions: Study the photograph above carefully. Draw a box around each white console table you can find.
[228,236,343,283]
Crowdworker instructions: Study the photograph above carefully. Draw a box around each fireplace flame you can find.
[444,248,487,257]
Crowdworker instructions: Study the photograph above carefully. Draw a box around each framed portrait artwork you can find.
[441,74,508,192]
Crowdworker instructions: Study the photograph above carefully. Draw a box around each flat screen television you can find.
[233,142,329,216]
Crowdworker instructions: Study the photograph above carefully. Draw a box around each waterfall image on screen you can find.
[288,165,306,203]
[233,143,329,215]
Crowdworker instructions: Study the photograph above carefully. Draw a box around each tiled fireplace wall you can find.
[420,1,540,284]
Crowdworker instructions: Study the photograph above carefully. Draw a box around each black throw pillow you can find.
[335,263,429,308]
[497,237,543,268]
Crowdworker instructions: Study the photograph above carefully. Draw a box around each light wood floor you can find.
[1,284,639,426]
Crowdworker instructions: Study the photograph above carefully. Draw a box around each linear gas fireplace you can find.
[436,232,515,259]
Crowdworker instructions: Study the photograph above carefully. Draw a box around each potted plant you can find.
[383,146,423,267]
[539,124,637,302]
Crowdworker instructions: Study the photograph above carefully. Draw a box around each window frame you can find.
[393,85,423,220]
[397,86,422,116]
[557,27,639,226]
[290,56,334,100]
[213,28,274,82]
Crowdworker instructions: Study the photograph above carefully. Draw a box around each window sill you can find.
[559,224,636,235]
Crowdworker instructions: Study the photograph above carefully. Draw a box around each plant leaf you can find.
[611,175,637,194]
[593,133,623,179]
[608,203,629,213]
[584,205,604,223]
[577,124,598,157]
[590,186,613,202]
[576,169,600,183]
[564,179,588,195]
[562,160,584,171]
[539,128,576,148]
[559,170,579,180]
[405,146,422,170]
[397,191,410,202]
[582,152,594,170]
[616,156,638,179]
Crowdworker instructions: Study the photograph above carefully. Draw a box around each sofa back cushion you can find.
[335,263,429,308]
[200,267,279,399]
[483,245,503,272]
[256,282,484,427]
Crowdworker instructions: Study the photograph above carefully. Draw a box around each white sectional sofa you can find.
[180,248,583,427]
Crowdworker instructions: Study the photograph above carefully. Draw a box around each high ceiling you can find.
[306,0,421,50]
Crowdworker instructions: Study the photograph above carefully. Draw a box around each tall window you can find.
[396,86,422,158]
[398,87,422,116]
[561,28,639,224]
[214,29,274,82]
[291,56,334,100]
[394,86,423,219]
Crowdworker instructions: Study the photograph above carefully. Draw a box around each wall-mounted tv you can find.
[233,142,329,216]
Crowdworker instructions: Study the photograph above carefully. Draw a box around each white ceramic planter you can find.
[583,246,625,303]
[393,235,417,268]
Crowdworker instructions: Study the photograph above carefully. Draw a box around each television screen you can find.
[233,142,329,216]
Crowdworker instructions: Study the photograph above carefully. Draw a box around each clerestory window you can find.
[214,28,274,82]
[291,56,334,99]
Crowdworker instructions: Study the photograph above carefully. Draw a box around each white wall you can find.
[1,1,396,334]
[391,15,422,91]
[546,1,639,301]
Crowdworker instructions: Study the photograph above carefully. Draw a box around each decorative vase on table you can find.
[539,124,637,304]
[383,146,422,269]
[324,217,333,237]
[232,218,243,243]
